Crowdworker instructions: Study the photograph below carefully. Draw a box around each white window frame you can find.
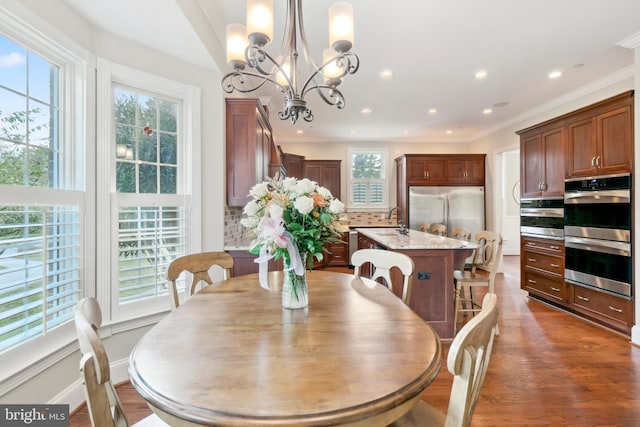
[96,58,201,323]
[347,147,389,211]
[0,5,93,390]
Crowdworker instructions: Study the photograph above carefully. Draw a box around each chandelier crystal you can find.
[221,0,360,124]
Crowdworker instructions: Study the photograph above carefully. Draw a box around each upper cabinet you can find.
[303,160,342,200]
[396,154,486,187]
[518,124,565,198]
[226,98,277,207]
[566,92,633,178]
[445,156,485,185]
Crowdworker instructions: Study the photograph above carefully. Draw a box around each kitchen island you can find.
[356,228,477,339]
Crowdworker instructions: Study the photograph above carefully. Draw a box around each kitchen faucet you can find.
[387,206,408,235]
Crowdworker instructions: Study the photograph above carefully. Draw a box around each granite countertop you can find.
[355,227,478,251]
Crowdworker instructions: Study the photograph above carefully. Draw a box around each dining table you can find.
[129,270,443,426]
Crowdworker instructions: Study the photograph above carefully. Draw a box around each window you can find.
[348,149,388,209]
[98,61,198,320]
[0,31,85,357]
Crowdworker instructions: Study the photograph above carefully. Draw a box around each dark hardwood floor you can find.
[71,256,640,426]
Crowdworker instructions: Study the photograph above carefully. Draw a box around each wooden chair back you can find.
[470,231,503,281]
[75,298,167,427]
[390,293,499,427]
[351,249,415,304]
[446,293,499,426]
[75,298,128,427]
[431,223,447,236]
[451,227,472,241]
[418,223,431,233]
[167,251,234,309]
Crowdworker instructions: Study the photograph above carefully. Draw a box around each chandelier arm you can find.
[221,70,295,99]
[243,46,296,97]
[303,84,346,109]
[299,52,360,96]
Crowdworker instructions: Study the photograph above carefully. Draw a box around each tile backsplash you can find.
[224,207,396,247]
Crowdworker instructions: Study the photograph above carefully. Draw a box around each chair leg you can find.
[454,283,462,335]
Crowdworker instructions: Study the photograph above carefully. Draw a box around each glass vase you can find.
[282,254,309,309]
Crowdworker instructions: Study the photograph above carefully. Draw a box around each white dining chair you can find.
[351,248,415,304]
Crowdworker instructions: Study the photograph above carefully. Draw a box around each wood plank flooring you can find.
[71,256,640,426]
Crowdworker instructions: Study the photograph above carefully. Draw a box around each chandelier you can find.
[221,0,360,124]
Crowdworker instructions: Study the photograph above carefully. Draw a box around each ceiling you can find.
[62,0,640,143]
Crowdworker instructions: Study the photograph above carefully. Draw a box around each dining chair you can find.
[351,248,415,304]
[431,223,447,236]
[418,223,431,233]
[390,293,499,427]
[75,298,168,427]
[167,251,234,310]
[451,227,472,241]
[453,231,503,335]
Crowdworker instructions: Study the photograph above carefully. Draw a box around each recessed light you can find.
[360,107,372,115]
[445,130,453,135]
[296,130,304,134]
[483,108,492,115]
[350,130,357,135]
[548,70,562,79]
[428,108,437,115]
[493,102,509,108]
[379,69,393,79]
[403,130,409,135]
[474,70,488,79]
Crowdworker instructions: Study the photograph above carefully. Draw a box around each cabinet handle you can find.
[528,258,537,262]
[549,245,560,250]
[591,157,596,167]
[528,279,537,284]
[423,171,426,178]
[550,263,560,268]
[577,295,589,302]
[550,287,560,292]
[526,242,537,247]
[608,305,623,313]
[596,156,601,167]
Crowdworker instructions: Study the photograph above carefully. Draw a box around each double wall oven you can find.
[564,173,632,299]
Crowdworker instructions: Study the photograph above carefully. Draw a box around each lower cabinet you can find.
[567,284,633,335]
[521,235,633,335]
[227,250,283,277]
[326,232,349,267]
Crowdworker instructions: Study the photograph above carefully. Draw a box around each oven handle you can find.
[564,189,630,204]
[520,208,564,217]
[564,236,631,257]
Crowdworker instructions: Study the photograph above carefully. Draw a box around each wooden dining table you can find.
[129,270,442,426]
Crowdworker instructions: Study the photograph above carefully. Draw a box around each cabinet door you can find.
[541,127,565,197]
[407,158,445,183]
[520,133,544,198]
[566,117,597,178]
[597,106,632,175]
[283,153,305,178]
[446,158,485,185]
[303,160,341,199]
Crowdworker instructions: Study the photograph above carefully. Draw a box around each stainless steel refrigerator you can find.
[408,186,485,237]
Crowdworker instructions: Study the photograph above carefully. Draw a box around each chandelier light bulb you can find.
[323,48,342,85]
[247,0,273,47]
[329,2,354,53]
[276,57,292,86]
[226,24,248,69]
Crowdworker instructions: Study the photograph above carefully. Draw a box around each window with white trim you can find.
[97,61,197,320]
[348,149,388,209]
[0,32,85,355]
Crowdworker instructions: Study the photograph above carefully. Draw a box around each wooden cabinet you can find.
[518,124,565,198]
[227,250,283,277]
[303,160,341,200]
[566,92,633,178]
[326,232,349,267]
[226,98,277,207]
[521,236,565,302]
[567,284,632,335]
[446,157,485,185]
[395,154,486,228]
[406,157,446,184]
[281,150,305,179]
